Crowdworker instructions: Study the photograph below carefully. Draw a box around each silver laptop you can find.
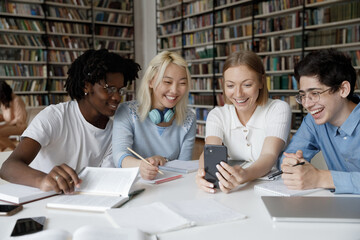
[261,196,360,223]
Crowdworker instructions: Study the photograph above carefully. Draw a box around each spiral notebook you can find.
[254,179,321,196]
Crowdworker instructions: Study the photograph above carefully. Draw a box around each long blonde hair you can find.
[137,51,191,125]
[222,51,268,106]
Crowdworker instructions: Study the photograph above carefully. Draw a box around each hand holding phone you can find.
[0,204,23,216]
[204,145,227,188]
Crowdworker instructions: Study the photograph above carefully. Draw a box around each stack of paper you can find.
[106,198,246,234]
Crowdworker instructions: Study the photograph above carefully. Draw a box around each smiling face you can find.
[299,76,350,126]
[223,65,262,120]
[85,72,125,118]
[150,63,188,110]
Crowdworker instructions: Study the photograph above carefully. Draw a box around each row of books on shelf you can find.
[256,35,302,53]
[48,65,69,77]
[158,22,181,36]
[48,50,84,64]
[46,22,90,35]
[46,7,87,21]
[184,29,213,46]
[6,79,47,92]
[0,2,44,16]
[0,34,44,47]
[95,40,132,51]
[215,23,252,41]
[0,18,43,31]
[183,42,251,61]
[191,78,218,91]
[307,26,360,47]
[188,93,224,106]
[47,36,90,49]
[191,61,223,74]
[349,50,360,66]
[254,11,302,34]
[270,94,300,111]
[52,0,89,7]
[306,1,360,26]
[159,35,182,49]
[184,13,213,31]
[95,12,133,25]
[195,108,210,121]
[94,0,132,10]
[21,95,50,107]
[95,26,133,38]
[215,3,252,24]
[0,49,46,62]
[158,0,179,8]
[184,46,214,60]
[256,0,302,14]
[158,5,181,23]
[183,0,212,16]
[49,94,71,105]
[196,124,205,137]
[50,80,65,91]
[0,64,46,77]
[266,75,298,91]
[262,55,301,72]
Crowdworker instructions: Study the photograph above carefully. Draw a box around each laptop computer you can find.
[261,196,360,223]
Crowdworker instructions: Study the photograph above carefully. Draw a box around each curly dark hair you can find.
[65,49,141,100]
[294,49,358,103]
[0,81,13,108]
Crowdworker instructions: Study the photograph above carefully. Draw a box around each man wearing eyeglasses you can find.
[279,49,360,194]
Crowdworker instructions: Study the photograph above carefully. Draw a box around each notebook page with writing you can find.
[254,179,322,196]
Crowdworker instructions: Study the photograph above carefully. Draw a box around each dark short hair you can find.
[294,49,358,103]
[65,49,141,100]
[0,81,13,108]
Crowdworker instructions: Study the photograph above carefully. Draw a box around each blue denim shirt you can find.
[280,102,360,194]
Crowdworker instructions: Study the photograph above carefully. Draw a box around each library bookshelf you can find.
[0,0,135,109]
[156,0,360,138]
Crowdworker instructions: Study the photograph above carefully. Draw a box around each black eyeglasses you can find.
[100,83,126,96]
[295,88,331,105]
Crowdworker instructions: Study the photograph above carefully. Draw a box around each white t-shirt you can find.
[205,99,291,162]
[23,101,113,173]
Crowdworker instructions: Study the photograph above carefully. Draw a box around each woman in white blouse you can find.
[196,51,291,193]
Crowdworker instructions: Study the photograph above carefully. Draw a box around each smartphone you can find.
[0,204,23,216]
[11,216,46,237]
[204,144,227,188]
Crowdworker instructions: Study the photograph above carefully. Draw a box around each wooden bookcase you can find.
[156,0,360,138]
[0,0,135,109]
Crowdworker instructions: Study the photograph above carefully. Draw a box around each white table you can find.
[1,167,359,240]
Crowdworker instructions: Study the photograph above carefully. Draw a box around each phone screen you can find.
[0,205,23,216]
[11,216,46,237]
[204,145,227,188]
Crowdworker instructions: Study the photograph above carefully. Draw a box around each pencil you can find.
[127,147,164,175]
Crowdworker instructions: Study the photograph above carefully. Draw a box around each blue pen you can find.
[268,162,305,179]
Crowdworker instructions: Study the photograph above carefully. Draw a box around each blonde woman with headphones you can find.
[112,51,196,180]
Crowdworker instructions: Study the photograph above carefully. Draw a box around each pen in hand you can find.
[127,147,164,175]
[268,162,305,179]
